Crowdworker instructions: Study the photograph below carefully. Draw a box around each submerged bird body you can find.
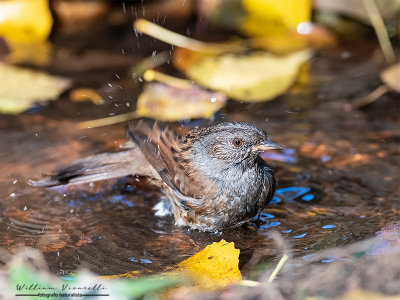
[32,122,280,231]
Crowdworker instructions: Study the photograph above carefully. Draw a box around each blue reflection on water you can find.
[290,233,307,238]
[321,254,352,263]
[269,196,281,204]
[109,195,135,207]
[322,224,337,229]
[260,221,281,229]
[321,155,331,162]
[282,229,292,233]
[276,186,311,202]
[129,257,153,264]
[301,194,314,201]
[259,212,275,219]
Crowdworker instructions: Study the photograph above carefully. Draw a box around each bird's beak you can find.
[253,140,282,152]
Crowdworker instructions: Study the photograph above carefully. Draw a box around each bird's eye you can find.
[232,138,243,147]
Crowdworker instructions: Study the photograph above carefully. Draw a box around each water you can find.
[0,21,398,276]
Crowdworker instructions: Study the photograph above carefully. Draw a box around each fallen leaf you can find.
[0,0,53,65]
[241,0,311,36]
[174,48,311,102]
[0,62,71,114]
[380,63,400,92]
[70,88,104,105]
[0,0,52,43]
[78,75,226,128]
[176,239,241,289]
[248,24,337,53]
[136,82,226,122]
[52,1,109,35]
[101,270,143,280]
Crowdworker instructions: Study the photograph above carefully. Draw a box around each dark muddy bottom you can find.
[0,18,399,276]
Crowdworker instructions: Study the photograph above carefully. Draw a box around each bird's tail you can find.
[29,146,152,187]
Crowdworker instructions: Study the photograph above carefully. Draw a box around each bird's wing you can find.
[128,121,209,203]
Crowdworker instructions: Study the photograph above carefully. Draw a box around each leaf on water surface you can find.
[0,62,71,114]
[136,82,226,122]
[174,48,311,102]
[70,88,104,105]
[78,72,226,128]
[176,239,241,289]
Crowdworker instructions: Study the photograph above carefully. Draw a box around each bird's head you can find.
[188,122,281,170]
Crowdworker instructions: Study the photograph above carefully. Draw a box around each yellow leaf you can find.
[174,48,311,102]
[136,82,226,121]
[0,0,53,43]
[241,0,311,36]
[70,88,104,105]
[0,62,71,114]
[100,270,143,280]
[177,240,241,289]
[0,0,53,65]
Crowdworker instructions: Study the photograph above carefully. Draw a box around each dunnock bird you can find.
[31,122,281,231]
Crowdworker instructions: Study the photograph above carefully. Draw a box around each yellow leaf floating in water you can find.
[174,48,311,102]
[136,84,226,122]
[176,239,241,289]
[78,71,226,128]
[0,62,71,114]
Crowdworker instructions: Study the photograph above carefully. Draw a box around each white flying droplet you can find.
[297,22,312,35]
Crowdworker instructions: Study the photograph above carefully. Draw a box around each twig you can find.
[351,84,389,109]
[144,70,193,89]
[134,19,244,54]
[77,112,139,129]
[238,280,261,287]
[268,254,289,283]
[362,0,396,64]
[130,50,170,77]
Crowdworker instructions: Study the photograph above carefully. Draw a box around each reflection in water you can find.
[275,186,311,202]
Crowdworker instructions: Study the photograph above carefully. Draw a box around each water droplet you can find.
[210,97,216,103]
[297,22,312,35]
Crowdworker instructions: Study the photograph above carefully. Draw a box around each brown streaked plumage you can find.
[31,121,281,231]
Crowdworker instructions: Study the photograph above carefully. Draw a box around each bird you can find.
[31,121,281,231]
